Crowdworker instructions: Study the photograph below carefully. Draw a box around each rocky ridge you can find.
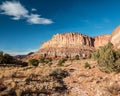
[25,25,120,60]
[111,25,120,49]
[38,33,95,58]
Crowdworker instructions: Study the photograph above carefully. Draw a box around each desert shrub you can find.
[28,59,39,67]
[2,53,15,64]
[92,42,120,73]
[48,62,53,66]
[57,58,67,66]
[115,49,120,59]
[39,57,52,64]
[39,57,45,63]
[91,49,100,60]
[75,55,80,60]
[49,68,69,79]
[0,51,3,64]
[114,59,120,72]
[84,62,91,69]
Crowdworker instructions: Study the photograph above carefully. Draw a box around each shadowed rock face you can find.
[37,33,95,58]
[111,25,120,49]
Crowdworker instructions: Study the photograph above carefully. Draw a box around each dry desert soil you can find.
[0,59,120,96]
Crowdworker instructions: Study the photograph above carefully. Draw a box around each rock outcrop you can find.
[37,33,95,58]
[23,25,120,60]
[111,25,120,49]
[94,35,111,49]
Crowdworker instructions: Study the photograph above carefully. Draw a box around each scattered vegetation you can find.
[49,68,69,79]
[92,42,120,73]
[0,51,15,64]
[48,62,53,66]
[84,62,91,69]
[39,57,52,64]
[57,58,67,66]
[28,59,39,67]
[39,57,45,63]
[0,51,27,67]
[75,55,80,60]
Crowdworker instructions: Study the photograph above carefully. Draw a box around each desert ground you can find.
[0,59,120,96]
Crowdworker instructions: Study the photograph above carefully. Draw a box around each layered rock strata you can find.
[94,35,111,49]
[111,25,120,49]
[24,25,120,59]
[37,33,95,58]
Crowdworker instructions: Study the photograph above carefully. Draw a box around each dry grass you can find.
[0,59,120,96]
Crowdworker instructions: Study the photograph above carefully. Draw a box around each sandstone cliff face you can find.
[94,35,111,49]
[111,25,120,49]
[37,33,95,58]
[24,25,120,60]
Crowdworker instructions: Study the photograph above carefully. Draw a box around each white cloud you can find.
[0,1,28,20]
[31,8,37,11]
[0,1,53,24]
[27,14,53,24]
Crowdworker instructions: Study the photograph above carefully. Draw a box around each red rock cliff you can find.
[24,25,120,60]
[37,33,95,58]
[111,25,120,49]
[94,35,111,49]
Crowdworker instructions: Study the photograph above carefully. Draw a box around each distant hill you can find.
[15,52,34,59]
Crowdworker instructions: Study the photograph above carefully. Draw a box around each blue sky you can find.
[0,0,120,55]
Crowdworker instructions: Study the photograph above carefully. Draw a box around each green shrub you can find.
[57,58,67,66]
[49,68,69,79]
[75,55,80,60]
[39,57,52,64]
[92,42,120,73]
[28,59,39,67]
[84,62,91,69]
[3,54,15,64]
[0,53,15,64]
[0,51,3,63]
[39,57,45,63]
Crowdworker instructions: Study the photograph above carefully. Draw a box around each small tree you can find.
[92,42,120,73]
[75,55,79,60]
[84,62,91,69]
[28,59,39,67]
[0,51,3,64]
[3,54,14,64]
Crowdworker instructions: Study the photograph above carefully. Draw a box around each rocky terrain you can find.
[0,59,120,96]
